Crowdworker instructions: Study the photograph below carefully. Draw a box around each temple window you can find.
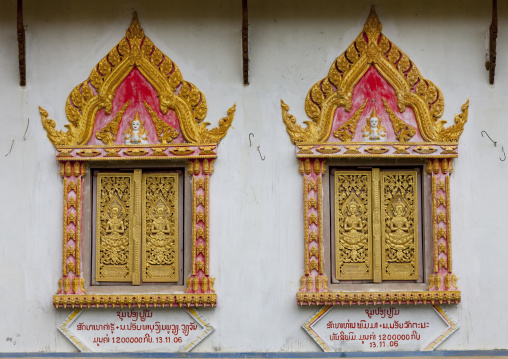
[281,7,467,305]
[40,13,235,308]
[330,166,423,284]
[91,169,183,286]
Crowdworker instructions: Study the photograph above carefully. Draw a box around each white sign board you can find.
[303,304,457,352]
[59,307,213,352]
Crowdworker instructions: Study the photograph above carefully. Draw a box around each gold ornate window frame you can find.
[41,14,235,309]
[281,7,466,306]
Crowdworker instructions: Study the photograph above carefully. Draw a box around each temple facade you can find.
[0,0,507,356]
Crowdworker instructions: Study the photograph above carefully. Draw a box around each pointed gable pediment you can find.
[282,6,468,148]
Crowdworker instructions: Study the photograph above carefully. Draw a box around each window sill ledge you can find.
[297,290,460,306]
[53,293,217,309]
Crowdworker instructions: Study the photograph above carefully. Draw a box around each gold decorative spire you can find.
[364,6,382,44]
[126,12,144,41]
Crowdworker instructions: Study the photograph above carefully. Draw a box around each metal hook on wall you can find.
[249,133,254,146]
[481,130,497,147]
[257,146,265,161]
[481,130,506,161]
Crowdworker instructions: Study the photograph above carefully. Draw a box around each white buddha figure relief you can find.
[124,112,148,145]
[362,107,387,142]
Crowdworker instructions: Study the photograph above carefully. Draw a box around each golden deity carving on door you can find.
[143,173,179,282]
[335,170,419,282]
[96,174,134,282]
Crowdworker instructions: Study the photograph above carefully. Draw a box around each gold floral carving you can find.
[438,212,446,223]
[439,100,469,142]
[199,146,216,155]
[40,13,235,147]
[77,149,101,157]
[304,177,310,275]
[335,172,372,280]
[393,145,410,154]
[334,169,419,283]
[53,293,217,308]
[306,161,313,175]
[170,147,194,156]
[96,101,131,145]
[75,175,83,278]
[333,99,368,142]
[382,99,416,142]
[442,159,449,173]
[96,174,134,282]
[440,146,458,155]
[432,176,438,273]
[344,146,361,154]
[281,7,468,144]
[413,146,437,154]
[191,177,197,276]
[297,145,314,154]
[381,172,418,280]
[297,291,460,306]
[205,175,210,275]
[124,149,148,157]
[372,169,381,283]
[105,149,121,157]
[446,175,453,271]
[365,146,389,154]
[281,100,320,145]
[143,101,179,144]
[150,147,167,157]
[318,174,324,275]
[433,159,440,174]
[62,179,69,276]
[57,149,73,157]
[316,146,340,154]
[142,173,179,282]
[438,242,447,254]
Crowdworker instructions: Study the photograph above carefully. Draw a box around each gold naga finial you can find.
[363,5,382,44]
[126,12,144,41]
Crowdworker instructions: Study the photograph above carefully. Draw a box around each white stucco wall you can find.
[0,0,507,352]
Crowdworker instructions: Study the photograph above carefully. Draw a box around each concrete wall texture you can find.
[0,0,507,353]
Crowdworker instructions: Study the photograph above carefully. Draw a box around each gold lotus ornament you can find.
[77,149,101,157]
[413,146,437,154]
[365,146,389,154]
[317,146,341,154]
[170,147,194,156]
[124,149,148,157]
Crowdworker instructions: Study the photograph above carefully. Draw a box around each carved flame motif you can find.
[95,101,131,145]
[143,102,179,144]
[142,174,179,282]
[333,99,368,142]
[382,99,416,142]
[281,6,468,144]
[96,174,133,282]
[40,13,235,147]
[381,172,418,280]
[335,172,372,280]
